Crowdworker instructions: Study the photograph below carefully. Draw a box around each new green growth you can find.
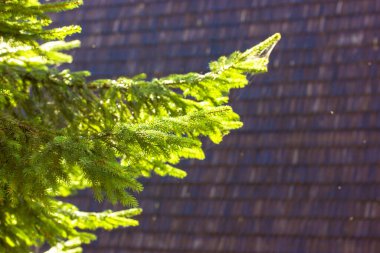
[0,0,280,252]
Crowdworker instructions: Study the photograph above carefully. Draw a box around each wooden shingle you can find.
[53,0,380,252]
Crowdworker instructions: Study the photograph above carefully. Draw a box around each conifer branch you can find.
[0,1,280,251]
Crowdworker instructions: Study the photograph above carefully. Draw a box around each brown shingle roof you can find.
[53,0,380,252]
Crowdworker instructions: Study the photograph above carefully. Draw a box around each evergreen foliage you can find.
[0,0,280,252]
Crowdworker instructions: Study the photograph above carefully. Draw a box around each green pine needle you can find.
[0,1,280,252]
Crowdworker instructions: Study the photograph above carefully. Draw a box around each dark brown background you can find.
[53,0,380,252]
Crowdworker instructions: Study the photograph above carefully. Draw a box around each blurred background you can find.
[53,0,380,252]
